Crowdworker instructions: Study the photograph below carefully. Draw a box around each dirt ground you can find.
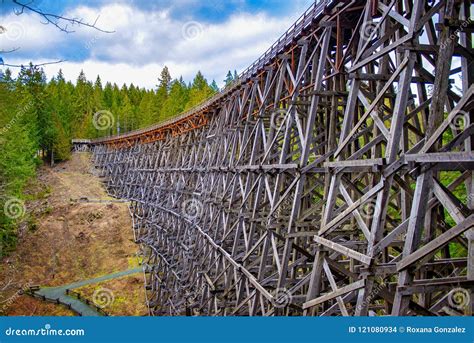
[0,153,146,316]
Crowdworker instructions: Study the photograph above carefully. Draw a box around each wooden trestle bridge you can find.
[74,0,474,316]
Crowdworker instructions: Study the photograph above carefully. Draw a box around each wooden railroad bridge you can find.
[74,0,474,316]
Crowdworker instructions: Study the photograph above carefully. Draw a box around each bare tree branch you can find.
[0,47,20,54]
[12,0,115,34]
[0,2,114,69]
[3,60,66,68]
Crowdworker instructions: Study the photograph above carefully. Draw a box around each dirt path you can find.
[0,153,147,316]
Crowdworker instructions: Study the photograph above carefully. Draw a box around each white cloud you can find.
[1,2,307,88]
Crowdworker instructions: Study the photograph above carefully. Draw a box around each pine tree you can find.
[156,66,172,92]
[210,80,219,92]
[17,63,49,158]
[93,76,104,109]
[186,71,214,110]
[153,66,172,123]
[2,68,14,88]
[94,75,102,89]
[72,70,94,138]
[119,93,135,132]
[51,112,71,161]
[224,70,233,86]
[162,79,189,120]
[103,82,114,108]
[138,91,156,128]
[0,81,38,256]
[56,69,65,83]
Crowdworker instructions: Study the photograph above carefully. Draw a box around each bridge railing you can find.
[65,289,110,316]
[238,0,331,82]
[90,0,332,145]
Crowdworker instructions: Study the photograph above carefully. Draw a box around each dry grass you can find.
[73,273,148,316]
[0,153,142,316]
[5,295,75,316]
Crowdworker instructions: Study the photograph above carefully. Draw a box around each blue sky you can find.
[0,0,313,88]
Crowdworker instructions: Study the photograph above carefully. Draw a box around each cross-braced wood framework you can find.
[82,0,474,316]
